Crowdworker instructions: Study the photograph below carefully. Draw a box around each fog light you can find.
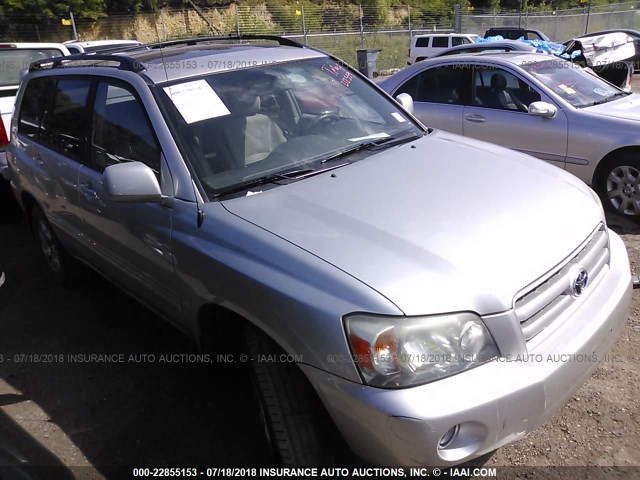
[438,425,459,448]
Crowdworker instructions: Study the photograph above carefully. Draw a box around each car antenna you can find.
[148,0,205,227]
[148,0,170,84]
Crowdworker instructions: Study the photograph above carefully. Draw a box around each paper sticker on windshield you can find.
[391,112,406,123]
[558,83,576,95]
[593,87,614,97]
[164,80,230,124]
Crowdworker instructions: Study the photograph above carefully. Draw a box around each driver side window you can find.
[472,66,540,112]
[91,81,161,174]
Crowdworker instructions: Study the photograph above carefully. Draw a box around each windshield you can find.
[157,57,423,197]
[521,59,626,108]
[0,48,64,87]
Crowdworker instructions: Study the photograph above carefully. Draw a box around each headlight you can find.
[345,313,499,388]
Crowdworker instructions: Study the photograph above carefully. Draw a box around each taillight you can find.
[0,121,9,150]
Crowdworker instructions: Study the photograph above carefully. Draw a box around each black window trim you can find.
[17,74,162,174]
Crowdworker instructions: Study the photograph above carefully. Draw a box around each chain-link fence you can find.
[2,1,640,71]
[464,1,640,42]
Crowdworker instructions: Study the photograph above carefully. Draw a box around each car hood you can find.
[586,93,640,121]
[222,130,602,316]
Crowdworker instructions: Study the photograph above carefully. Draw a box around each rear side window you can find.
[432,37,449,48]
[91,81,161,174]
[0,49,64,87]
[404,65,468,104]
[452,37,472,47]
[415,38,430,48]
[40,78,91,161]
[18,77,55,138]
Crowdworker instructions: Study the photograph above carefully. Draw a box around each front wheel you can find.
[597,153,640,218]
[243,324,352,466]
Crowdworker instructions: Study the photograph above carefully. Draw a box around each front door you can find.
[76,79,180,319]
[463,65,569,169]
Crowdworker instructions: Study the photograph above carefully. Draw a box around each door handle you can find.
[79,182,98,200]
[464,114,486,123]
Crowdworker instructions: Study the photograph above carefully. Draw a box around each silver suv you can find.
[7,36,632,467]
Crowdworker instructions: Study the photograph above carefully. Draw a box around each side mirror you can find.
[103,161,162,203]
[395,93,414,115]
[528,101,557,118]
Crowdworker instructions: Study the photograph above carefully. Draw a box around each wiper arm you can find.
[581,91,630,108]
[213,164,350,199]
[320,132,420,164]
[605,91,631,101]
[212,168,313,198]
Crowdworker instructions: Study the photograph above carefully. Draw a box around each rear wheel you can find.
[31,206,76,286]
[597,153,640,218]
[243,324,350,466]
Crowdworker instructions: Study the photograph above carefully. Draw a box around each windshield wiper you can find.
[604,91,631,101]
[580,91,630,108]
[320,131,421,164]
[212,164,348,199]
[212,168,310,198]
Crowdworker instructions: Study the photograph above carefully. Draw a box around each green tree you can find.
[4,0,106,20]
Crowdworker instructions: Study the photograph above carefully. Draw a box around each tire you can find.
[31,206,77,286]
[243,324,349,466]
[0,267,8,316]
[597,153,640,219]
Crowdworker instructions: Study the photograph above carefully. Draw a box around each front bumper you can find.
[303,230,632,466]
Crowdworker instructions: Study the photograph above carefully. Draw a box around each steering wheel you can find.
[304,112,343,134]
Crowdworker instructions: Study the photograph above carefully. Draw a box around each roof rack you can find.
[144,34,305,50]
[30,53,145,73]
[28,35,303,73]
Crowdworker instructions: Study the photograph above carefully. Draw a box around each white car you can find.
[63,40,142,54]
[0,42,70,180]
[408,33,478,65]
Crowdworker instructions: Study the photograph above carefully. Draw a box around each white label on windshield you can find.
[164,80,230,124]
[593,87,613,97]
[391,112,406,123]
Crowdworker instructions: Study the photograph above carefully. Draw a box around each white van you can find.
[408,33,478,64]
[63,39,142,54]
[0,43,70,180]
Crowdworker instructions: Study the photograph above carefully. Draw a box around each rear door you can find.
[13,77,90,250]
[393,64,470,134]
[76,78,180,318]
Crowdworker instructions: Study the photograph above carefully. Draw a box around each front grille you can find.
[514,225,609,341]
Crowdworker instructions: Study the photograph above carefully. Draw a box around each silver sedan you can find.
[379,52,640,217]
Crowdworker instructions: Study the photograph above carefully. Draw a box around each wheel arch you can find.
[593,146,640,188]
[197,303,250,355]
[195,302,327,398]
[20,191,38,233]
